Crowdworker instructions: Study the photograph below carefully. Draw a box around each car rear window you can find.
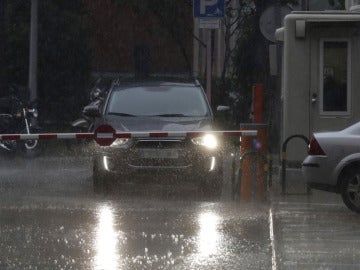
[106,85,210,117]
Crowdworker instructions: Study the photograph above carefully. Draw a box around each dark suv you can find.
[87,80,224,195]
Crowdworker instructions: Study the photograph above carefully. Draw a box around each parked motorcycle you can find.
[71,78,108,133]
[0,85,40,154]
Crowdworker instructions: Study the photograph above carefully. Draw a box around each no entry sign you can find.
[94,124,116,146]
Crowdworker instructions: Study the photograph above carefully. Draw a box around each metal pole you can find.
[29,0,38,102]
[0,0,6,89]
[193,18,200,78]
[216,21,223,77]
[206,29,212,104]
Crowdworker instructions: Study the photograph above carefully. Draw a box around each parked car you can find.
[302,121,360,213]
[85,80,225,196]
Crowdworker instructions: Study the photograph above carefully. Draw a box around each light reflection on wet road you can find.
[0,155,272,270]
[2,155,360,269]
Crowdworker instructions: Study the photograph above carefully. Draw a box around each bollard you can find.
[281,134,310,195]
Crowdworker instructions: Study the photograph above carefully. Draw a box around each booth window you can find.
[320,40,350,115]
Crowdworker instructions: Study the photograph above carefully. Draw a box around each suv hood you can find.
[104,115,213,132]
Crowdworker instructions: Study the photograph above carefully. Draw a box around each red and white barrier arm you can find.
[114,130,258,138]
[0,130,257,140]
[0,133,93,141]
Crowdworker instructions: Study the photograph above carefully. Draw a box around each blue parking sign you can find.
[193,0,225,18]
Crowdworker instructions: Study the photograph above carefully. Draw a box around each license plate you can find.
[139,149,179,159]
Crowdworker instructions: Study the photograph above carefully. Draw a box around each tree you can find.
[221,0,252,81]
[223,1,297,122]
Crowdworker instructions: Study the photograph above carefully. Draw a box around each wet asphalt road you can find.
[1,152,360,269]
[0,153,272,270]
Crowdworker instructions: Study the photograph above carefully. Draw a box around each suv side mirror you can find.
[83,104,101,118]
[216,105,230,112]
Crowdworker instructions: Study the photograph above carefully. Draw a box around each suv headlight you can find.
[110,138,129,147]
[191,134,218,149]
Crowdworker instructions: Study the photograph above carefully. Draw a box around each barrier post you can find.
[239,83,268,201]
[240,123,268,201]
[253,83,267,200]
[239,125,253,200]
[253,83,264,123]
[256,125,267,201]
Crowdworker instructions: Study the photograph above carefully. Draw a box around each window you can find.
[320,40,350,115]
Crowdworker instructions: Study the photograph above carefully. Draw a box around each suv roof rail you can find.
[195,79,201,87]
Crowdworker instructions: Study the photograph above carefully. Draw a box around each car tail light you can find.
[308,135,326,156]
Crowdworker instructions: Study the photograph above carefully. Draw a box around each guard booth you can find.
[276,8,360,163]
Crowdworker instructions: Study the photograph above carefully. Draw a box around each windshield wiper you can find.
[153,113,188,117]
[108,112,137,117]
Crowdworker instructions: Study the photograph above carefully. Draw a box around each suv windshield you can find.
[106,85,210,117]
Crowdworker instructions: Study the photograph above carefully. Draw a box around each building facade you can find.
[277,0,360,163]
[84,0,194,77]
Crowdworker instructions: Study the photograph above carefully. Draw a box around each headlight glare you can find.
[191,134,218,149]
[110,138,129,147]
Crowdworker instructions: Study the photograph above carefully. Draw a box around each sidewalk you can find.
[269,164,344,206]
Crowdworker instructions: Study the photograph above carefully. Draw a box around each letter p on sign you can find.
[200,0,218,14]
[194,0,224,18]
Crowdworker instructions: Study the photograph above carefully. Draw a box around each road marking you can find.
[269,207,277,270]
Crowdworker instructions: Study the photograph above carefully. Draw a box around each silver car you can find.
[87,80,224,196]
[302,121,360,213]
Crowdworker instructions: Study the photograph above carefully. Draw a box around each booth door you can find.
[309,26,355,133]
